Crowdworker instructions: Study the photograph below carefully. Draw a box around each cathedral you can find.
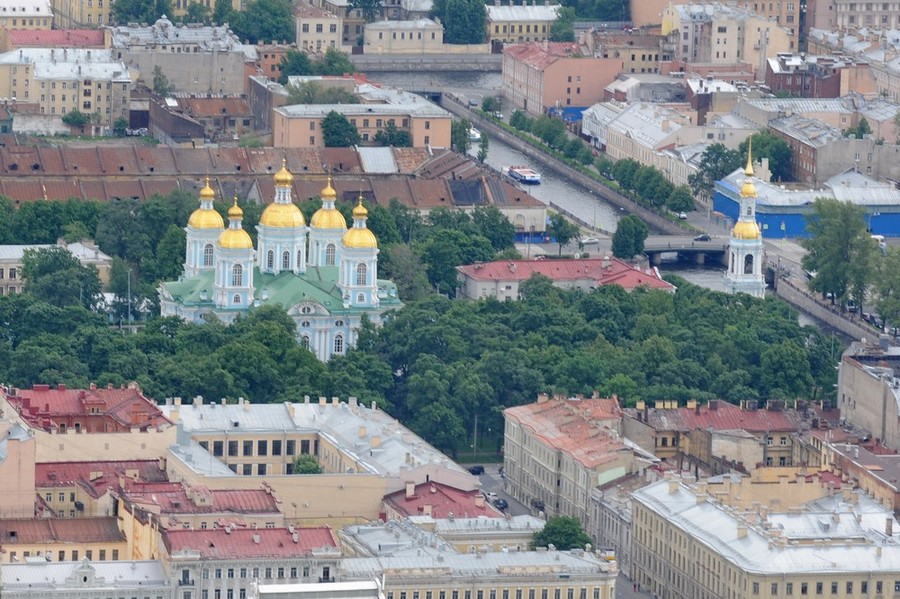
[159,162,403,361]
[724,142,766,298]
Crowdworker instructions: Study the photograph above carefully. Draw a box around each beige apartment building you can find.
[0,517,128,564]
[486,4,558,44]
[838,340,900,450]
[363,18,443,54]
[661,2,794,75]
[319,0,366,44]
[736,0,801,49]
[502,42,622,116]
[632,476,900,599]
[503,394,644,519]
[273,102,451,148]
[51,0,107,27]
[583,30,667,74]
[0,242,112,295]
[295,3,343,53]
[0,0,52,29]
[0,422,35,519]
[0,48,130,124]
[823,0,900,29]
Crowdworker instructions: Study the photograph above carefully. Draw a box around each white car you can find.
[581,237,600,245]
[483,491,498,500]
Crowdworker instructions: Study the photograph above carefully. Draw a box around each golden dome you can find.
[352,200,368,219]
[260,202,306,228]
[311,207,347,230]
[199,177,216,200]
[321,177,337,200]
[732,220,761,240]
[343,227,378,249]
[274,159,294,186]
[217,227,254,249]
[740,179,757,198]
[188,208,224,229]
[228,198,244,219]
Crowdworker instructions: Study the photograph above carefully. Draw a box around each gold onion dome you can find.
[311,177,347,229]
[260,202,305,228]
[732,220,761,240]
[218,198,254,249]
[352,200,368,219]
[320,177,337,200]
[188,178,224,229]
[343,198,377,249]
[274,159,294,186]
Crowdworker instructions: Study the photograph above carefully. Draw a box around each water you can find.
[468,141,622,233]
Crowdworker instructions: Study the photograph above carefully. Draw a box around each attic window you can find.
[149,166,155,173]
[8,163,17,170]
[221,108,227,114]
[31,163,39,170]
[119,166,124,172]
[235,165,241,171]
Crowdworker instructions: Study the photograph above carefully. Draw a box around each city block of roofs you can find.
[3,336,900,598]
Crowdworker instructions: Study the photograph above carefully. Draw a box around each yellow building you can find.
[0,48,130,125]
[273,83,452,149]
[50,0,106,27]
[320,0,366,45]
[0,517,128,564]
[486,4,559,44]
[632,476,900,599]
[0,0,52,29]
[363,18,444,54]
[295,2,343,53]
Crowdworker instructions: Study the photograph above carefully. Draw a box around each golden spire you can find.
[744,137,754,177]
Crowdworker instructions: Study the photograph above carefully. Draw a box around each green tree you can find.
[22,246,102,310]
[317,47,357,75]
[481,96,501,114]
[347,0,381,22]
[111,0,172,24]
[292,454,323,474]
[278,50,314,84]
[451,119,473,154]
[612,158,641,190]
[477,133,489,163]
[611,214,649,259]
[531,516,591,550]
[845,117,872,138]
[62,110,90,128]
[549,6,576,41]
[688,143,741,199]
[874,246,900,326]
[152,65,175,96]
[738,130,792,182]
[374,122,412,147]
[179,1,210,23]
[228,0,293,43]
[666,185,695,213]
[509,109,530,131]
[440,0,486,44]
[286,81,361,105]
[547,212,580,255]
[380,244,432,301]
[760,340,813,398]
[472,206,515,251]
[321,110,361,147]
[113,117,129,137]
[212,0,231,23]
[802,198,876,309]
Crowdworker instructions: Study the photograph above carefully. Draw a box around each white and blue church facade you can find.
[159,163,402,361]
[723,144,766,299]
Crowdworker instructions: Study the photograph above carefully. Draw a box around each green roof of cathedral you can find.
[161,267,402,314]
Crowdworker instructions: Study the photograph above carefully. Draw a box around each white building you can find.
[0,559,174,599]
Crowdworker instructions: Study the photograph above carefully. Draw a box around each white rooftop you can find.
[1,559,170,591]
[0,242,111,264]
[0,0,51,17]
[358,147,399,174]
[0,48,130,81]
[633,479,900,575]
[340,519,455,557]
[605,102,688,149]
[106,15,245,52]
[366,18,441,30]
[486,4,559,21]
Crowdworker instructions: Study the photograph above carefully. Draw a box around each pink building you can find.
[502,42,623,116]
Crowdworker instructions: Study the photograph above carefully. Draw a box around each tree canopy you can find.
[374,123,412,147]
[321,111,362,147]
[547,213,580,255]
[110,0,172,24]
[611,214,649,259]
[293,454,324,474]
[532,516,592,550]
[286,81,361,105]
[688,144,741,199]
[549,6,576,42]
[228,0,293,43]
[738,130,792,182]
[433,0,486,44]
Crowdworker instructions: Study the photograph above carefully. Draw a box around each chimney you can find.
[359,426,367,439]
[423,504,433,516]
[475,495,485,508]
[737,525,748,539]
[292,532,299,543]
[668,479,679,494]
[253,532,261,544]
[887,517,894,537]
[406,481,416,499]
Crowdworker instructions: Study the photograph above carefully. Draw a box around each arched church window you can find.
[232,294,241,304]
[357,293,365,304]
[232,264,243,286]
[744,254,754,275]
[282,251,290,270]
[302,336,311,350]
[325,244,336,266]
[267,250,274,269]
[356,263,367,286]
[334,334,344,354]
[203,244,214,267]
[297,250,303,268]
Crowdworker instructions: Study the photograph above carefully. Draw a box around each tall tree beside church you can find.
[228,0,293,43]
[688,143,741,199]
[212,0,232,24]
[438,0,486,44]
[111,0,172,24]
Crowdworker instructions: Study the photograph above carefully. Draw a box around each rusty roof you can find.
[384,481,504,519]
[35,460,168,499]
[625,401,808,433]
[0,517,124,545]
[162,526,338,559]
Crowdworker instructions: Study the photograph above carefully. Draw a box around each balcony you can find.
[178,579,195,586]
[319,577,336,583]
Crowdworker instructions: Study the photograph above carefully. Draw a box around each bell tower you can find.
[724,140,766,298]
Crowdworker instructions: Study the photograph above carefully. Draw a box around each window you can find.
[283,251,290,270]
[297,250,303,267]
[243,440,253,455]
[786,583,793,594]
[203,244,214,266]
[273,440,282,455]
[356,263,367,285]
[815,582,822,594]
[243,464,252,475]
[232,264,243,286]
[325,244,336,266]
[861,582,868,593]
[267,250,274,269]
[9,268,16,279]
[801,582,808,595]
[258,463,267,475]
[258,440,268,456]
[425,121,431,130]
[72,550,79,561]
[771,584,778,595]
[877,582,883,594]
[228,441,238,456]
[86,550,92,560]
[213,441,224,456]
[334,335,344,354]
[846,582,853,594]
[228,568,235,579]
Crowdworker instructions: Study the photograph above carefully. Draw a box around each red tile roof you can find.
[628,401,807,433]
[120,482,280,515]
[383,481,504,519]
[0,517,124,545]
[162,526,338,559]
[457,258,676,291]
[504,396,627,469]
[35,460,169,499]
[3,383,170,432]
[503,42,584,69]
[5,29,105,48]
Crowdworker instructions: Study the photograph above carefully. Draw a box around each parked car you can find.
[694,234,711,241]
[468,465,485,475]
[492,498,508,510]
[483,491,498,500]
[581,237,601,245]
[678,212,688,220]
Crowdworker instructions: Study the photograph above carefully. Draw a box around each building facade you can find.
[159,167,402,361]
[0,517,127,564]
[0,0,52,29]
[295,3,343,53]
[0,422,35,518]
[363,19,443,54]
[0,242,111,295]
[764,53,876,98]
[502,42,622,117]
[0,560,174,599]
[838,339,900,450]
[486,4,559,44]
